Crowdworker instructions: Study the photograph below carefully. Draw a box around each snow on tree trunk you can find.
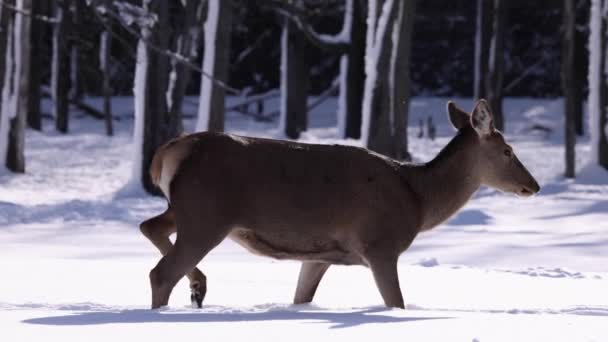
[474,0,492,99]
[0,0,30,173]
[131,39,147,189]
[196,0,232,132]
[279,18,309,139]
[486,0,506,131]
[361,0,397,155]
[588,0,608,169]
[167,0,204,136]
[0,9,15,173]
[389,0,415,161]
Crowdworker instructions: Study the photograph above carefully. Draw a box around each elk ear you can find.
[471,99,495,137]
[447,101,470,130]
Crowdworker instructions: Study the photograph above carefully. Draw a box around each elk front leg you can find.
[366,253,404,309]
[140,208,207,308]
[293,262,330,304]
[149,238,208,309]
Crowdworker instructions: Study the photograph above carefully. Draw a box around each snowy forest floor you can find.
[1,97,608,341]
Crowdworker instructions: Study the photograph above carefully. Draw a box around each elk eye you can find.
[504,149,512,157]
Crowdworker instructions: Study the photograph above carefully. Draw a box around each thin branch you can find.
[0,0,58,23]
[265,80,340,119]
[91,1,241,95]
[92,10,137,58]
[224,89,280,112]
[306,78,339,112]
[267,0,349,53]
[504,56,545,93]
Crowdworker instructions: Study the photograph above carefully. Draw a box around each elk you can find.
[140,99,540,309]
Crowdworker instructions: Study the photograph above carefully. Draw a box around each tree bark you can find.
[52,0,72,133]
[196,0,232,133]
[599,2,608,169]
[390,0,415,161]
[485,0,506,131]
[70,0,85,101]
[343,0,365,139]
[6,0,31,172]
[27,0,48,131]
[562,0,576,178]
[363,0,398,156]
[474,0,492,99]
[167,0,205,135]
[573,13,585,136]
[100,29,112,136]
[280,18,310,139]
[140,0,173,194]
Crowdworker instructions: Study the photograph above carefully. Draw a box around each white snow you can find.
[1,96,608,341]
[195,0,219,132]
[388,1,404,135]
[361,0,395,146]
[166,37,180,111]
[317,0,352,44]
[114,1,157,28]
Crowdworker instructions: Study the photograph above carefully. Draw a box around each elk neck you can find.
[402,130,482,231]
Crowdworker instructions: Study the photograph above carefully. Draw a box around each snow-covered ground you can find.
[1,97,608,341]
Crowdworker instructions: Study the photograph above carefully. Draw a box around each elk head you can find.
[447,99,540,197]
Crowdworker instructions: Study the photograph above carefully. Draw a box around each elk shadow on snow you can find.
[446,209,492,226]
[537,200,608,220]
[22,306,451,329]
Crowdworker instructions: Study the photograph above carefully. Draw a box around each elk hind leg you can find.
[140,207,207,307]
[293,262,330,304]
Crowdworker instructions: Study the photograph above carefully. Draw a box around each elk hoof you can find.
[190,282,204,309]
[190,292,203,308]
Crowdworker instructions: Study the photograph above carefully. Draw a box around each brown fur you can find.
[141,99,540,309]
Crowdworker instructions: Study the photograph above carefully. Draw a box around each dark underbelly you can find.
[228,228,363,265]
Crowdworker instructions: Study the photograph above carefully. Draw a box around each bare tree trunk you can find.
[6,0,31,172]
[562,0,576,178]
[573,16,585,136]
[390,0,415,161]
[99,30,112,136]
[140,0,172,193]
[280,18,310,139]
[52,0,72,133]
[27,0,48,131]
[474,0,492,99]
[599,3,608,169]
[485,0,506,131]
[70,0,85,101]
[196,0,232,133]
[343,0,365,139]
[0,0,13,171]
